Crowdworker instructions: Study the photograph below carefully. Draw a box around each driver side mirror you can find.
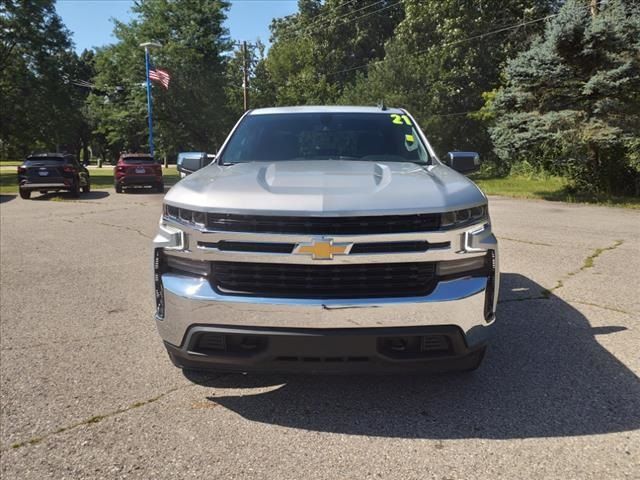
[178,154,208,175]
[445,151,481,174]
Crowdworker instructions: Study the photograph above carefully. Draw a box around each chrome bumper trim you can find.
[156,274,495,347]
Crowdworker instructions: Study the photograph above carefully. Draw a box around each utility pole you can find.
[242,41,249,111]
[235,41,256,111]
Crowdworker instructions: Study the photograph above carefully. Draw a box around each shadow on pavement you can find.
[184,273,640,439]
[0,194,16,203]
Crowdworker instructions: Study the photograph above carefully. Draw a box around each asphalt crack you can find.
[7,384,194,450]
[567,300,631,315]
[499,240,625,305]
[541,239,624,297]
[498,236,554,247]
[96,221,151,239]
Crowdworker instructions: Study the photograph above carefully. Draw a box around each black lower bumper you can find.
[165,325,486,374]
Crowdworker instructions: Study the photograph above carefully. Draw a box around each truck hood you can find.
[164,160,486,215]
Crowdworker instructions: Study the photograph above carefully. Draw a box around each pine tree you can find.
[489,0,640,195]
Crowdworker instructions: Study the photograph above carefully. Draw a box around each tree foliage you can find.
[266,0,404,105]
[340,0,556,159]
[86,0,233,160]
[489,0,640,194]
[0,0,83,158]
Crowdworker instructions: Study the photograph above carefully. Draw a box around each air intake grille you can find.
[210,261,437,299]
[205,212,440,234]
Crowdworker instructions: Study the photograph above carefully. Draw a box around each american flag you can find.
[149,67,170,89]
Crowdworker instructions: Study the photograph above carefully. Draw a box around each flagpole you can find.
[140,42,162,158]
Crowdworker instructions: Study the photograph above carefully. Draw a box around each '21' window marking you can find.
[390,114,413,126]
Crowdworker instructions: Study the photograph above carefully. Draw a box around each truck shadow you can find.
[185,273,640,439]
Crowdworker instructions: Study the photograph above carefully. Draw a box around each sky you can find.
[55,0,299,52]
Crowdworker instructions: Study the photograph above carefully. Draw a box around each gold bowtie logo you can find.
[294,240,352,260]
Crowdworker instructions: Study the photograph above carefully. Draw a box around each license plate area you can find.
[135,167,146,174]
[38,170,49,176]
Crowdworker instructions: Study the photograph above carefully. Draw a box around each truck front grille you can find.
[204,212,440,234]
[210,261,437,299]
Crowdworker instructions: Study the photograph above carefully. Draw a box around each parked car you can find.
[176,152,213,178]
[114,153,163,193]
[154,106,498,374]
[18,153,90,199]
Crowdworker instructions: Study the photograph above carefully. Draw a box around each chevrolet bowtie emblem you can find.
[294,239,352,260]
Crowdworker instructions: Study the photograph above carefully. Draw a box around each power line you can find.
[298,0,362,35]
[326,12,560,78]
[284,0,404,40]
[279,0,361,39]
[327,0,404,33]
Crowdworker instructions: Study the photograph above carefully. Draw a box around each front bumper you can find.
[158,272,495,348]
[154,216,499,372]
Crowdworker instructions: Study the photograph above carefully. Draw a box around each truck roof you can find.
[248,105,406,115]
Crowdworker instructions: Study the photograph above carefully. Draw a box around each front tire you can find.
[19,189,31,199]
[82,182,90,194]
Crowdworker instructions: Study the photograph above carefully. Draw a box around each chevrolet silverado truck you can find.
[153,106,499,374]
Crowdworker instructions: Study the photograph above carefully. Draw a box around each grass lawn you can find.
[473,174,639,209]
[0,166,180,194]
[2,167,637,208]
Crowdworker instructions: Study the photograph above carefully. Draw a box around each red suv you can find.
[114,153,163,193]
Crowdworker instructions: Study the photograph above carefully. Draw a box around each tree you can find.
[87,0,233,160]
[0,0,81,159]
[265,0,403,105]
[341,0,556,160]
[489,0,640,195]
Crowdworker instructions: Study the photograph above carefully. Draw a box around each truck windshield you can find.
[219,113,431,165]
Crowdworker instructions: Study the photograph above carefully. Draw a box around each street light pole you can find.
[140,42,162,157]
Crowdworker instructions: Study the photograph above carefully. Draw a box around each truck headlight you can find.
[164,204,206,228]
[441,205,487,229]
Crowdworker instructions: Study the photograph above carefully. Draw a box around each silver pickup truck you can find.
[153,106,499,374]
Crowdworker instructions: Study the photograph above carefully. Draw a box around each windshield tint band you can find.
[219,113,431,165]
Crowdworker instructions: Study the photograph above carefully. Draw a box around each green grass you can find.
[2,167,637,208]
[473,174,640,209]
[0,166,179,194]
[0,160,22,166]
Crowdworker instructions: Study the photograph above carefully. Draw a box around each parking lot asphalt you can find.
[0,189,639,479]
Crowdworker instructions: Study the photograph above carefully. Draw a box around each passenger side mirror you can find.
[445,151,481,174]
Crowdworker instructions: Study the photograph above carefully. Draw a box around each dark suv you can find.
[114,153,163,193]
[18,153,90,199]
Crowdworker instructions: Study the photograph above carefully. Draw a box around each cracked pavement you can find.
[1,191,639,479]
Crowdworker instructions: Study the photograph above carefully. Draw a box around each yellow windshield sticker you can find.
[405,134,415,142]
[390,114,413,126]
